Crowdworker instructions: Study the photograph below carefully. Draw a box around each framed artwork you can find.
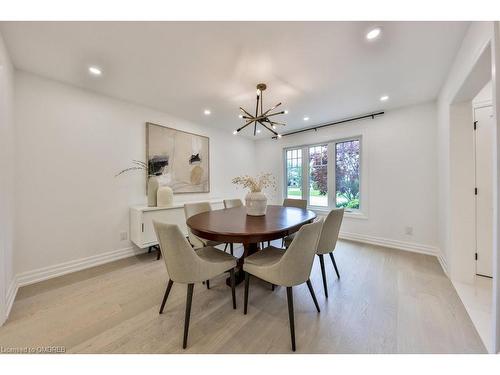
[146,122,210,193]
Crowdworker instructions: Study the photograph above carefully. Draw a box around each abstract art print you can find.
[146,122,210,193]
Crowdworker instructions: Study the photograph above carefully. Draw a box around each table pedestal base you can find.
[226,242,259,286]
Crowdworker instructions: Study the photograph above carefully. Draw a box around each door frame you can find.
[473,102,494,278]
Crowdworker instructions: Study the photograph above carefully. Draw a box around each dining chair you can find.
[223,198,243,209]
[315,208,344,298]
[281,198,308,247]
[184,202,227,250]
[153,221,237,349]
[283,198,308,209]
[243,220,323,351]
[222,199,243,255]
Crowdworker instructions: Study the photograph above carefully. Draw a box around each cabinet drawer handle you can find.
[142,223,144,232]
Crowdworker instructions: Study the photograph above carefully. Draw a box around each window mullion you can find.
[302,146,308,202]
[327,143,335,209]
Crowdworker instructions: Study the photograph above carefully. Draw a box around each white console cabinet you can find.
[130,199,224,249]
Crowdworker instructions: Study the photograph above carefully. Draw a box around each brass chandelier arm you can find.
[254,94,260,136]
[236,119,255,132]
[239,107,254,118]
[257,120,278,136]
[266,120,286,126]
[260,102,282,118]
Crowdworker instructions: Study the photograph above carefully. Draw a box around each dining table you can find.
[186,204,317,285]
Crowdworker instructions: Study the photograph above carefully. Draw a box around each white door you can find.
[475,105,494,277]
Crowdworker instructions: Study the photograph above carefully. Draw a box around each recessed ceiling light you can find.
[366,27,381,40]
[303,116,310,121]
[284,110,289,114]
[203,109,211,115]
[272,125,276,130]
[232,130,238,135]
[380,95,389,102]
[88,66,102,76]
[256,129,261,134]
[238,114,243,119]
[277,134,282,139]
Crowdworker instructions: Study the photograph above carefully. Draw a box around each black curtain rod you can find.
[272,111,385,139]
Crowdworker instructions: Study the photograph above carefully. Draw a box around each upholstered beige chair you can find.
[222,199,243,255]
[243,220,323,351]
[316,208,344,298]
[223,198,243,209]
[184,202,225,250]
[153,221,237,349]
[283,198,308,209]
[281,198,308,247]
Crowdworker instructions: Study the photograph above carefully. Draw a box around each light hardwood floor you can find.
[0,240,486,353]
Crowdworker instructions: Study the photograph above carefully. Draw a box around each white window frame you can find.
[283,135,367,219]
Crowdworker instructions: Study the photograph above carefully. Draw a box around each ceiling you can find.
[0,21,469,138]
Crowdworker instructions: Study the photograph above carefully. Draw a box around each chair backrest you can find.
[283,198,307,209]
[224,199,243,209]
[153,221,204,283]
[184,202,211,248]
[316,208,344,255]
[275,220,323,286]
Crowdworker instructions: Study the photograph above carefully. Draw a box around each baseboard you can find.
[339,231,439,256]
[16,246,148,288]
[4,276,19,322]
[437,252,449,277]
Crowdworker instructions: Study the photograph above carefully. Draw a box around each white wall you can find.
[13,71,256,276]
[255,102,439,252]
[437,22,493,281]
[0,32,15,324]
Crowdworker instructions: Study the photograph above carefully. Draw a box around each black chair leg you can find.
[159,279,174,314]
[319,254,328,298]
[271,283,275,291]
[286,286,296,352]
[183,283,194,349]
[224,243,228,252]
[230,269,236,309]
[244,272,250,314]
[156,247,161,260]
[206,280,210,289]
[306,279,320,312]
[329,252,340,279]
[230,243,234,256]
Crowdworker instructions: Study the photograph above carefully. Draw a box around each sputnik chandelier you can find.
[234,83,285,138]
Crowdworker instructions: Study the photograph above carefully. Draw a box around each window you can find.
[309,145,328,207]
[286,148,302,200]
[335,140,360,209]
[284,137,362,212]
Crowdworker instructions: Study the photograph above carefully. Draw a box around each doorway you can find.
[474,103,494,278]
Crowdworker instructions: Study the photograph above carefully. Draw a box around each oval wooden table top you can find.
[186,205,317,244]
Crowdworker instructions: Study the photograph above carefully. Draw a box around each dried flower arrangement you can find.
[231,173,277,193]
[115,160,150,178]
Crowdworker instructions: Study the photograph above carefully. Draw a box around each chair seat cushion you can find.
[243,246,286,285]
[196,246,237,270]
[283,233,296,248]
[245,246,285,267]
[205,239,224,247]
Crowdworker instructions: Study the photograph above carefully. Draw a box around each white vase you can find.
[147,176,160,207]
[157,186,174,207]
[245,191,267,216]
